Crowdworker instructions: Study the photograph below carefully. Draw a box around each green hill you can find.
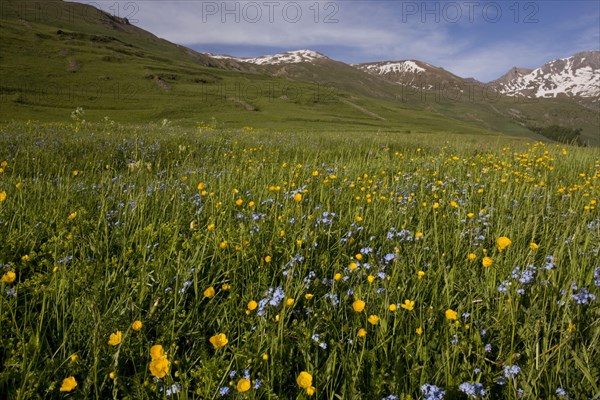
[0,0,597,144]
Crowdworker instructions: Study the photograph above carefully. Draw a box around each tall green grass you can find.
[0,121,598,399]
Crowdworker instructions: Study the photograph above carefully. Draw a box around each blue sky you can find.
[75,1,599,81]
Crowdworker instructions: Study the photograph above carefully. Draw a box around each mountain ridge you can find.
[489,51,600,102]
[210,48,599,103]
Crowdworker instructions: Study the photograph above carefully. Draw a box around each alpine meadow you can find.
[0,1,599,399]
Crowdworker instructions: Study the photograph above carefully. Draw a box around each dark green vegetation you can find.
[1,0,598,144]
[528,125,584,145]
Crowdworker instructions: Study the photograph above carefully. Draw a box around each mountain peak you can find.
[209,49,328,65]
[357,60,427,75]
[491,67,534,85]
[354,59,473,90]
[491,51,600,100]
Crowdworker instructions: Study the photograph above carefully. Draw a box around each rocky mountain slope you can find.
[490,51,599,103]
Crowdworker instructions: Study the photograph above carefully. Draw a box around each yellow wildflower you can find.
[1,271,16,283]
[496,236,512,251]
[149,357,170,378]
[296,371,313,389]
[237,379,251,392]
[60,376,77,392]
[352,300,365,313]
[108,331,122,346]
[150,345,166,360]
[445,309,458,321]
[204,286,215,298]
[209,333,228,349]
[401,299,415,311]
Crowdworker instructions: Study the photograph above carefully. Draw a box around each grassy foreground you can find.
[0,120,598,400]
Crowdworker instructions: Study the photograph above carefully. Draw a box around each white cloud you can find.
[68,1,598,81]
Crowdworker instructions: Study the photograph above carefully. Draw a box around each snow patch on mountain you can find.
[493,51,600,100]
[210,50,327,65]
[360,61,426,75]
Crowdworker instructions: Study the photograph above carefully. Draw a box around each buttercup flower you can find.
[132,320,143,331]
[401,299,415,311]
[368,315,380,325]
[496,236,512,251]
[204,286,215,298]
[209,333,228,349]
[149,356,170,378]
[296,371,313,389]
[247,300,258,311]
[482,257,493,268]
[445,309,458,321]
[237,378,251,392]
[150,345,166,360]
[149,344,170,378]
[60,376,77,392]
[108,331,122,346]
[1,271,16,283]
[352,300,365,312]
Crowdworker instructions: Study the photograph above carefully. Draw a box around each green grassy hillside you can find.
[0,0,597,144]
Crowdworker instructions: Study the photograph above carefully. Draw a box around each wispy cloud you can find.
[70,0,599,81]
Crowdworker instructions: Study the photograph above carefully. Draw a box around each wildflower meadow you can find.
[0,120,598,399]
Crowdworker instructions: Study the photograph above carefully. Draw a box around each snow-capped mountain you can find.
[491,51,600,101]
[210,50,328,65]
[204,48,599,105]
[353,60,477,90]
